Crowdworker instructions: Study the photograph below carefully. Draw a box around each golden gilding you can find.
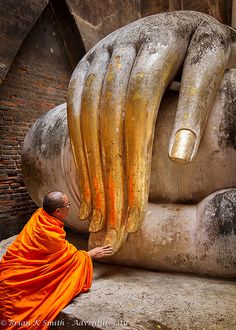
[169,129,196,163]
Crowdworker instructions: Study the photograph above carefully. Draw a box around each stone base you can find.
[53,263,236,330]
[1,233,236,330]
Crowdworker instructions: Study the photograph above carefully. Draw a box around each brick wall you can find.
[0,5,73,240]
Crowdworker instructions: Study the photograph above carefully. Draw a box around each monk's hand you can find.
[67,11,236,254]
[87,245,113,259]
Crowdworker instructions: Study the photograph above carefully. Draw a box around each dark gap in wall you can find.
[50,0,86,69]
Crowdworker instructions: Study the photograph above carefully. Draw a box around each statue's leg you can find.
[106,189,236,276]
[195,189,236,275]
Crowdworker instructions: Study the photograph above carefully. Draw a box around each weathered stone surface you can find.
[54,265,236,330]
[65,0,140,50]
[0,0,48,83]
[66,0,232,51]
[0,0,233,248]
[1,234,236,330]
[106,190,236,277]
[20,67,236,275]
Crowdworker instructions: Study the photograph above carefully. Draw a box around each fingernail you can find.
[79,200,90,219]
[89,209,104,232]
[126,207,142,233]
[169,129,196,163]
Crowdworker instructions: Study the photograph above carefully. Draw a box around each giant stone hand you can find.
[22,11,236,275]
[67,11,236,252]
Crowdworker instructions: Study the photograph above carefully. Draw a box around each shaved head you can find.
[43,191,66,215]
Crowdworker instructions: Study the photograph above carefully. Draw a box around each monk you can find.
[0,191,113,329]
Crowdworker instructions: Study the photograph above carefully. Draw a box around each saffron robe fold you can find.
[0,208,93,329]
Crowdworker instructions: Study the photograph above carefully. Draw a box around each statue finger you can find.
[99,44,136,251]
[80,48,110,232]
[125,40,188,233]
[168,22,231,163]
[67,60,91,219]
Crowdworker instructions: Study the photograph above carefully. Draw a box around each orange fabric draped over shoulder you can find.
[0,208,93,329]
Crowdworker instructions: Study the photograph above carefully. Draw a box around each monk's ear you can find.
[52,208,60,216]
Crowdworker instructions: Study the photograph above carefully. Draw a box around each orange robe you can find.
[0,208,93,329]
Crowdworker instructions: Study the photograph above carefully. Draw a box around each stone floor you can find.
[1,232,236,330]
